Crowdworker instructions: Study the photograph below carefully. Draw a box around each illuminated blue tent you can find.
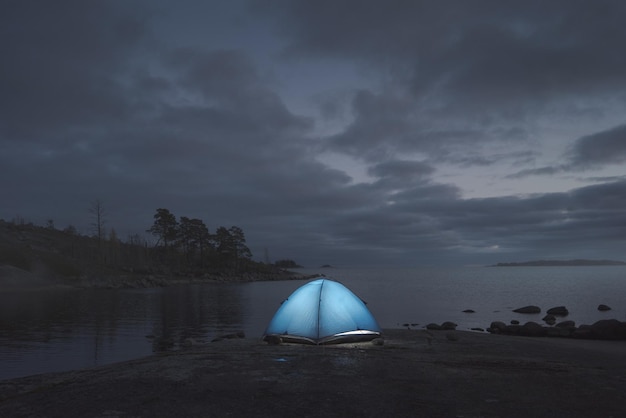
[263,278,382,344]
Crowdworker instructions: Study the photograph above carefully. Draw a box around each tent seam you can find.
[317,279,324,345]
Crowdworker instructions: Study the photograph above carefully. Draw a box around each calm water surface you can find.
[1,266,624,380]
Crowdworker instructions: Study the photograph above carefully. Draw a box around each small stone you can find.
[598,304,612,311]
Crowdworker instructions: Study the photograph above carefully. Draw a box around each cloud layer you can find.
[1,0,625,266]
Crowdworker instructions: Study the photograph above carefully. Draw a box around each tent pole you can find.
[317,280,324,345]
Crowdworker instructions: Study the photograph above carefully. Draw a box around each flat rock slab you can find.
[1,330,626,417]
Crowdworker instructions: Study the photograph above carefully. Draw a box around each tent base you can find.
[263,330,382,346]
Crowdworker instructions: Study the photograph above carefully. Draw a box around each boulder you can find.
[542,314,556,325]
[520,321,547,337]
[462,309,475,313]
[513,305,541,314]
[440,321,458,330]
[598,304,612,311]
[487,321,507,334]
[588,319,626,340]
[510,320,520,325]
[551,322,575,338]
[546,306,569,316]
[504,324,522,335]
[426,323,442,330]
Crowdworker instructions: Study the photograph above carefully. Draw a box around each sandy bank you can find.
[1,329,625,417]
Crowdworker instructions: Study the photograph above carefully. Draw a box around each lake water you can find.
[1,266,625,380]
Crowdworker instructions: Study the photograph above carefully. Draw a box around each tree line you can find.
[146,208,253,272]
[1,204,269,279]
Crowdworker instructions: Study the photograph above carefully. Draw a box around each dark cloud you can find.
[262,0,626,165]
[324,90,415,160]
[569,124,626,168]
[323,88,509,164]
[0,0,148,141]
[368,159,434,181]
[264,0,626,102]
[2,1,626,266]
[297,177,626,264]
[419,180,626,259]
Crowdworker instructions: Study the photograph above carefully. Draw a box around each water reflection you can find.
[5,266,624,381]
[0,283,246,380]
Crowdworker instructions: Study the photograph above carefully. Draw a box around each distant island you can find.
[491,259,626,267]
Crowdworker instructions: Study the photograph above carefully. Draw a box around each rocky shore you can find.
[422,303,626,342]
[0,264,320,290]
[76,269,320,289]
[486,303,626,340]
[1,329,625,417]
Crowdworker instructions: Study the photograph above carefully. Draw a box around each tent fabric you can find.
[263,278,382,345]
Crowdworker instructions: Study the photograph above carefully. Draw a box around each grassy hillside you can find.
[0,219,306,289]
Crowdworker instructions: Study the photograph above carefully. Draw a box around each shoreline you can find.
[1,329,625,417]
[0,268,320,291]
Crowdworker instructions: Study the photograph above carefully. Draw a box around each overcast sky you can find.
[2,0,626,267]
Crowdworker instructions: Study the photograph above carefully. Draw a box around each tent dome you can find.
[263,278,382,344]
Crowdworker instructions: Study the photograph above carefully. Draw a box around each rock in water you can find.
[598,304,612,311]
[546,306,569,316]
[556,320,576,328]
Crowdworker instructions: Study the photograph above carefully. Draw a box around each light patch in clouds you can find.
[507,123,626,181]
[316,152,374,185]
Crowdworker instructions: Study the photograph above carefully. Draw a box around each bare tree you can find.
[89,199,106,261]
[89,199,106,241]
